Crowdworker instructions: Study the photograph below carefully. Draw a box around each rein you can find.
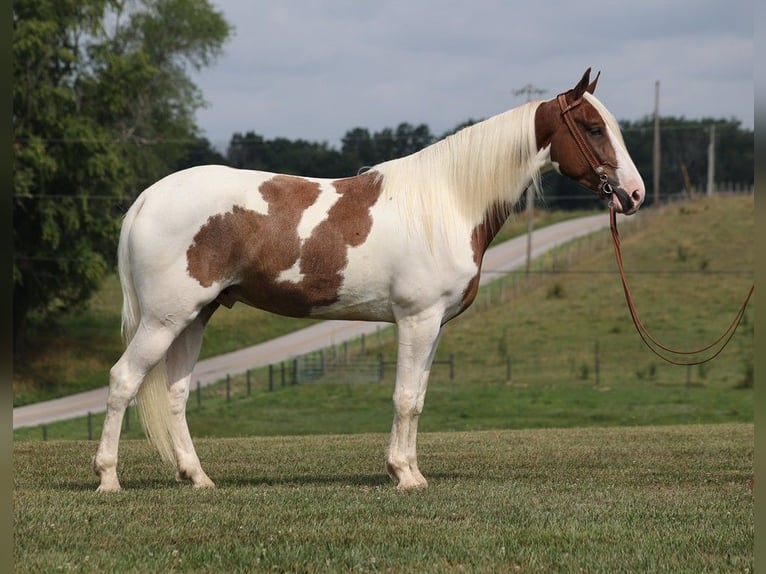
[558,91,752,365]
[608,204,754,366]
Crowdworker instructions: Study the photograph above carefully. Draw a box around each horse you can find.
[93,68,645,492]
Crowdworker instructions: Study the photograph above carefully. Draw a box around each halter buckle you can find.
[599,173,614,197]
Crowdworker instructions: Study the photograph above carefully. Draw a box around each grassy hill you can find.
[14,195,754,571]
[14,194,754,441]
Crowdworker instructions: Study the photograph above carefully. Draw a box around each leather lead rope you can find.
[609,204,754,366]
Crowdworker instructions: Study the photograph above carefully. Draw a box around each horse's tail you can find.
[118,193,177,465]
[118,195,143,346]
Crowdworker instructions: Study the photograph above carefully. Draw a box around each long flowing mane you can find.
[372,102,542,247]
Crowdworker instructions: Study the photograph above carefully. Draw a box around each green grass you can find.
[14,363,753,442]
[13,195,754,571]
[13,424,753,572]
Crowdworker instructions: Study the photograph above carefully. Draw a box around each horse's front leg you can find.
[387,311,443,490]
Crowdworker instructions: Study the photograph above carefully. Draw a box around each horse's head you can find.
[535,68,645,215]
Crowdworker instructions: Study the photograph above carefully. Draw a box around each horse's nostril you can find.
[632,190,642,202]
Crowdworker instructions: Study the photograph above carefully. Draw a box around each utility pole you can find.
[653,80,661,205]
[706,123,716,196]
[513,84,546,277]
[512,84,546,102]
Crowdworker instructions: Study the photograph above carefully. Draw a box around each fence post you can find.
[87,411,92,441]
[361,333,366,355]
[268,364,274,391]
[292,358,299,385]
[280,362,286,387]
[196,380,201,410]
[226,374,231,402]
[246,369,251,396]
[378,353,385,381]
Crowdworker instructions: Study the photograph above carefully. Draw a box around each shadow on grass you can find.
[64,471,476,492]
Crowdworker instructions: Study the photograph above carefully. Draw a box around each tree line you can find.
[13,0,753,352]
[187,116,753,211]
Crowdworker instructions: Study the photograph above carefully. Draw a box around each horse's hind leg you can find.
[93,321,181,492]
[165,304,217,488]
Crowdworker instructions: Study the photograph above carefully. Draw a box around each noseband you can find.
[557,93,615,200]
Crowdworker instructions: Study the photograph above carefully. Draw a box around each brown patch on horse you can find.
[296,170,383,307]
[186,171,383,317]
[460,202,513,311]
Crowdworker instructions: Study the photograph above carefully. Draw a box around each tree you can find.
[13,0,231,351]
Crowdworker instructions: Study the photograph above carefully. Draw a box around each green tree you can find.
[13,0,231,351]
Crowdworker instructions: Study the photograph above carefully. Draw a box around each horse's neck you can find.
[373,102,544,252]
[419,103,543,223]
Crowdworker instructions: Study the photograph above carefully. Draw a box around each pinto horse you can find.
[93,68,645,492]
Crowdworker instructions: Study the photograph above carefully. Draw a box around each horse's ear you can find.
[587,70,601,94]
[568,67,592,102]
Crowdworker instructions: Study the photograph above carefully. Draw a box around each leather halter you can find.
[557,93,615,199]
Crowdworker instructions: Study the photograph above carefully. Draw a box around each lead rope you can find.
[609,204,754,366]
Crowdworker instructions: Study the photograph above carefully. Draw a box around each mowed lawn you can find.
[13,424,753,573]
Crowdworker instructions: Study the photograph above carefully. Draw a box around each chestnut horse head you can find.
[535,68,645,214]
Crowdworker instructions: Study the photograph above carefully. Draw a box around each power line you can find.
[512,84,547,102]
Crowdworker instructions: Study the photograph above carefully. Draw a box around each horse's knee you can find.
[393,390,420,418]
[106,364,139,408]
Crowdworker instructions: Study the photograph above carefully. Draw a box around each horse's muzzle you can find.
[611,187,643,215]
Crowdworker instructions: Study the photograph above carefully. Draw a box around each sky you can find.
[192,0,754,150]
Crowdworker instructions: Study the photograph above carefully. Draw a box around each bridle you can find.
[557,93,616,200]
[558,92,753,366]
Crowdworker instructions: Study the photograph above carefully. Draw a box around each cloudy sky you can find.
[192,0,753,149]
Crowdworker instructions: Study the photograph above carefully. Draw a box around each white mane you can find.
[373,102,543,248]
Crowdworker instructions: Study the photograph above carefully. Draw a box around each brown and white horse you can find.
[93,69,644,492]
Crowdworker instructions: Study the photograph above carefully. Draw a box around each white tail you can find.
[118,194,177,465]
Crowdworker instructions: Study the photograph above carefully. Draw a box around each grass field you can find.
[13,424,753,572]
[13,194,754,571]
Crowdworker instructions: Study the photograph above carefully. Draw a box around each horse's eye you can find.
[587,126,603,137]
